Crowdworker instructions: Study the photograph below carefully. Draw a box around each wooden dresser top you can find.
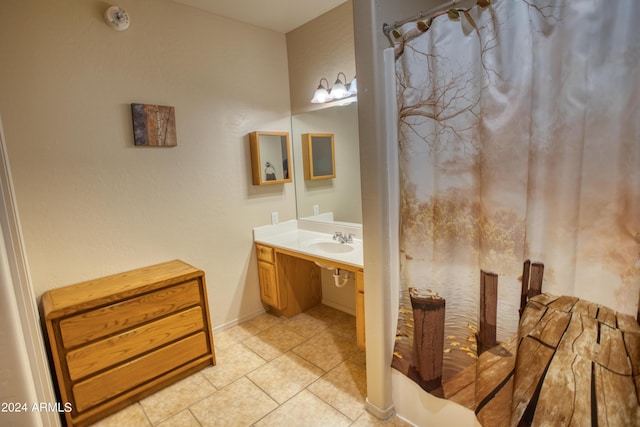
[41,260,203,319]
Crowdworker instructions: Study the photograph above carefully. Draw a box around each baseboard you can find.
[321,299,356,316]
[365,397,396,421]
[212,308,267,333]
[211,301,353,334]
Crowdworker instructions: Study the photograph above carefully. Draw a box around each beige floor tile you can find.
[308,358,367,420]
[293,329,359,371]
[190,377,278,427]
[301,304,346,324]
[284,311,331,338]
[213,322,260,350]
[243,322,307,361]
[328,313,358,340]
[245,312,285,331]
[201,342,266,388]
[155,409,200,427]
[88,305,364,427]
[254,390,352,427]
[303,305,357,342]
[90,403,151,427]
[349,347,367,366]
[140,372,216,424]
[247,352,324,403]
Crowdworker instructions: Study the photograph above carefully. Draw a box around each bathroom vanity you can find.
[253,220,365,347]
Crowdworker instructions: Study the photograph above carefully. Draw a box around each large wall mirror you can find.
[291,103,362,224]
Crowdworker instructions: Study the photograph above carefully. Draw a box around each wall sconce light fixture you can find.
[311,73,357,104]
[311,78,332,103]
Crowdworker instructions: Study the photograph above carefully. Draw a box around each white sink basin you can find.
[253,223,363,268]
[303,239,355,254]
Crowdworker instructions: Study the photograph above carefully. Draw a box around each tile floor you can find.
[92,305,411,427]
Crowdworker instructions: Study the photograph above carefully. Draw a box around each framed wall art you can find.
[131,103,177,147]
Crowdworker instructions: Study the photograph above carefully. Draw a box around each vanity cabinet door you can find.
[355,270,365,348]
[257,260,283,309]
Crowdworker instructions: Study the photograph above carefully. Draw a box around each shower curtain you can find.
[391,0,640,424]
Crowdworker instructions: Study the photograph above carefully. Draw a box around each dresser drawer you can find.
[256,244,275,263]
[65,306,204,381]
[59,280,202,348]
[72,331,209,412]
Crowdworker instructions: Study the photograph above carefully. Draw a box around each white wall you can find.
[0,0,296,329]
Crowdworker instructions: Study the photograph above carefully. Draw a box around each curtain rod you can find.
[383,1,458,36]
[383,0,482,38]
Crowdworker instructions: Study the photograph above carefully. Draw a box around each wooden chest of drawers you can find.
[41,260,216,427]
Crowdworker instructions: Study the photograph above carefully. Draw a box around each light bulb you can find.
[348,77,357,95]
[330,73,348,100]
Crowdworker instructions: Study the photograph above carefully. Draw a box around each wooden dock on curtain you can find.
[519,260,544,318]
[512,293,640,426]
[407,287,446,395]
[445,293,640,426]
[478,270,498,354]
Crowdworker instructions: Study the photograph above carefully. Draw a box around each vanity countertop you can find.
[253,220,363,269]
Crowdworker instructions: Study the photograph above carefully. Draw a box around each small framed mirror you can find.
[249,131,292,185]
[302,133,335,180]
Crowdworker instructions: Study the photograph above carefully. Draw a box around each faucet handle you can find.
[333,231,341,240]
[347,233,355,243]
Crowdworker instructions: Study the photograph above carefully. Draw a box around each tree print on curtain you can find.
[391,0,640,425]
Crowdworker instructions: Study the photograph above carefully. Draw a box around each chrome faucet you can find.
[333,232,354,244]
